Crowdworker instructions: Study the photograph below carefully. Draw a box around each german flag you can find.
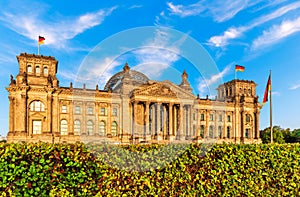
[263,74,271,105]
[38,36,45,45]
[235,65,245,72]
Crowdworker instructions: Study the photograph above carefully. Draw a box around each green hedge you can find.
[0,142,299,196]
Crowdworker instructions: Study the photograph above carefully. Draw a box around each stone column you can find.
[179,105,184,139]
[69,101,74,135]
[107,103,111,137]
[21,94,27,134]
[82,102,86,135]
[196,109,199,138]
[240,111,244,142]
[8,96,15,132]
[47,94,53,134]
[189,105,192,138]
[157,103,161,135]
[163,104,167,137]
[133,101,138,137]
[205,110,210,138]
[223,112,226,139]
[174,105,177,137]
[255,112,260,139]
[151,104,155,136]
[145,102,150,136]
[169,103,173,136]
[233,108,237,142]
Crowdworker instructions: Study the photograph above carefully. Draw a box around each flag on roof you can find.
[235,65,245,72]
[38,36,45,45]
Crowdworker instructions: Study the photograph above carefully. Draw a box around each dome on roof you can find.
[104,63,149,91]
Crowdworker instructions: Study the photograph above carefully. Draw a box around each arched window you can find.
[99,121,106,136]
[60,120,68,135]
[36,66,40,74]
[27,65,32,73]
[87,120,94,135]
[200,125,204,138]
[74,120,81,135]
[43,67,48,75]
[209,126,214,138]
[111,121,118,136]
[30,101,45,112]
[227,126,231,138]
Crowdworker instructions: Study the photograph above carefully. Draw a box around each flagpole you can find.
[270,70,273,143]
[235,70,237,80]
[38,43,40,55]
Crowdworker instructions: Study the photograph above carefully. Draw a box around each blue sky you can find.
[0,0,300,136]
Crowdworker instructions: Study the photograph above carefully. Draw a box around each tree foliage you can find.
[260,126,300,144]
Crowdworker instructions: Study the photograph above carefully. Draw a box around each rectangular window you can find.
[32,120,42,134]
[219,114,223,122]
[210,114,214,121]
[100,107,106,116]
[87,107,93,115]
[227,115,231,122]
[75,106,81,114]
[200,114,205,121]
[62,105,67,113]
[245,129,250,138]
[112,108,118,116]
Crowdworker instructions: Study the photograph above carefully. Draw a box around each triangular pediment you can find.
[30,111,46,118]
[132,80,196,100]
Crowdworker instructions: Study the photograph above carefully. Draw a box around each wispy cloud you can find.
[251,16,300,50]
[208,1,300,47]
[128,5,143,9]
[167,2,205,18]
[197,65,231,95]
[272,91,281,96]
[59,57,120,89]
[167,0,260,22]
[132,29,187,78]
[290,83,300,90]
[0,5,117,49]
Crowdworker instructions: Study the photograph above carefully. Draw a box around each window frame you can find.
[200,114,205,121]
[61,105,67,113]
[27,65,32,73]
[112,108,118,116]
[210,114,214,121]
[87,106,94,115]
[32,120,42,134]
[60,119,68,135]
[36,65,40,74]
[86,120,94,135]
[100,107,106,116]
[111,121,118,136]
[74,120,81,135]
[99,121,106,136]
[30,101,45,112]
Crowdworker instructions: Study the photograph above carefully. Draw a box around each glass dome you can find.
[104,63,149,91]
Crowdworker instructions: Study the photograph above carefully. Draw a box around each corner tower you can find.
[15,53,59,87]
[217,79,258,103]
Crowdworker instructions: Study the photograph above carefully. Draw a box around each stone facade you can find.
[6,53,262,144]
